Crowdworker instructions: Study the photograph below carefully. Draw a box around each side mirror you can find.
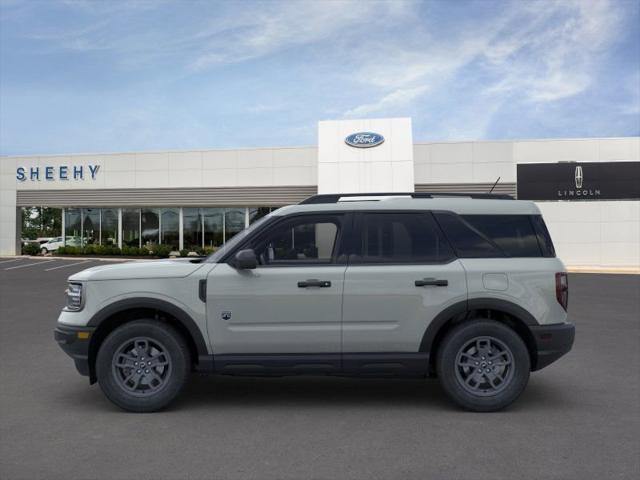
[233,249,257,269]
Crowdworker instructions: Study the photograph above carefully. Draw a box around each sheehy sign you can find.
[16,164,100,182]
[517,162,640,201]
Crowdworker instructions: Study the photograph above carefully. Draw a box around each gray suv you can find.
[54,193,575,412]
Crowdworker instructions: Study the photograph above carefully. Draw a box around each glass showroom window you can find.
[122,208,140,247]
[225,208,245,242]
[101,208,118,246]
[82,208,100,245]
[203,208,224,248]
[183,208,202,250]
[64,208,82,246]
[160,208,179,250]
[141,208,160,247]
[249,207,272,224]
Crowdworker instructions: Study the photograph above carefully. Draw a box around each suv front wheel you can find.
[96,320,190,412]
[436,319,530,412]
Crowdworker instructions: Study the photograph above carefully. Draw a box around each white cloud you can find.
[341,0,626,135]
[344,85,428,117]
[189,1,414,71]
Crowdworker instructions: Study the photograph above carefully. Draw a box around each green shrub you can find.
[153,245,171,258]
[179,249,189,257]
[83,244,95,255]
[57,246,80,255]
[22,243,41,256]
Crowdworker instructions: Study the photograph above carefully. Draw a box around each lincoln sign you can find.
[517,162,640,201]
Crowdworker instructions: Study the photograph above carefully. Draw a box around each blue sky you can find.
[1,0,639,155]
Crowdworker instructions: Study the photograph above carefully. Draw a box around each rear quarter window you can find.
[435,213,548,258]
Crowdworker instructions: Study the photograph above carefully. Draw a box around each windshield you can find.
[205,214,272,263]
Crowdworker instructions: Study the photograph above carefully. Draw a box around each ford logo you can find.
[345,132,385,148]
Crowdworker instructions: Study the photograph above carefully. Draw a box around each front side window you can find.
[251,215,342,266]
[356,212,454,264]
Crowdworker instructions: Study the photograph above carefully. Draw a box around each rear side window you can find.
[355,212,454,264]
[462,215,542,257]
[434,213,504,258]
[435,213,546,258]
[530,215,556,257]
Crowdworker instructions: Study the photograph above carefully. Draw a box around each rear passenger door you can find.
[341,212,467,360]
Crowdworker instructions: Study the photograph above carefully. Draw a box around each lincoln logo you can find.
[345,132,385,148]
[558,164,600,198]
[575,166,583,188]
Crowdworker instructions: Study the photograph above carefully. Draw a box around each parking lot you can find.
[0,257,638,480]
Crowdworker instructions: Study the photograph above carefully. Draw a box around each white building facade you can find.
[1,118,638,269]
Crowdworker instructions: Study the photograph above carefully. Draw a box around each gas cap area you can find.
[482,273,509,291]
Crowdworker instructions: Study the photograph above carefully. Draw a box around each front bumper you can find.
[54,324,95,377]
[530,322,575,371]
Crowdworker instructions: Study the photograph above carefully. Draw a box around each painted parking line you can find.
[5,260,56,270]
[0,258,25,265]
[44,260,92,271]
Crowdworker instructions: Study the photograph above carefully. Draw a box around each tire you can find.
[436,319,530,412]
[96,320,190,412]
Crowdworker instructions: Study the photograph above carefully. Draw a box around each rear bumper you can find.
[54,324,95,377]
[530,322,575,371]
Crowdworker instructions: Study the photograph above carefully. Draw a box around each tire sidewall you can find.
[96,320,190,412]
[437,320,530,412]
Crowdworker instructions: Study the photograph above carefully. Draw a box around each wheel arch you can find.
[421,298,539,374]
[86,298,209,383]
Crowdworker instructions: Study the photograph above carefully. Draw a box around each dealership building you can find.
[1,118,639,269]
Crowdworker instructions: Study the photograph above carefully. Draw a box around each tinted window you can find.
[530,215,556,257]
[252,216,341,265]
[462,215,542,257]
[434,213,504,258]
[356,213,454,264]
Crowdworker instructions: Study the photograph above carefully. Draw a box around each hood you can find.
[68,258,207,282]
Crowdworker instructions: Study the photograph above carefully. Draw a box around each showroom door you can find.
[206,213,350,363]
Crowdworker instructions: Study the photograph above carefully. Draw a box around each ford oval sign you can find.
[345,132,385,148]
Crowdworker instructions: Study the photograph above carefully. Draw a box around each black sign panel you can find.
[517,162,640,201]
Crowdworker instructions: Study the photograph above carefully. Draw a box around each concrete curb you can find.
[0,255,150,262]
[566,266,640,275]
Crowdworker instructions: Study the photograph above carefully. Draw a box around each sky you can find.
[0,0,639,155]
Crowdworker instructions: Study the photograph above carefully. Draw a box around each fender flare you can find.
[87,297,209,357]
[419,298,539,353]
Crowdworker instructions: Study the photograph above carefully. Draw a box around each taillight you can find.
[555,272,569,311]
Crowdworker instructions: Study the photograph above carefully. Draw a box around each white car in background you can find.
[41,236,80,254]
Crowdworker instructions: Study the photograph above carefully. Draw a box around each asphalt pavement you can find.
[0,258,638,480]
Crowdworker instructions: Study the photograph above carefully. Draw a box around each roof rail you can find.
[299,192,513,204]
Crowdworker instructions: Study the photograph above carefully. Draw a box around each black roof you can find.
[299,192,513,204]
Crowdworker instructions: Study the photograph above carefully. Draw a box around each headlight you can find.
[65,283,84,311]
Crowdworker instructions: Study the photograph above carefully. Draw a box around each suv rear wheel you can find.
[436,319,530,412]
[96,320,190,412]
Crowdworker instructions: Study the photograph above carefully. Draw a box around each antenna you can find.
[488,176,501,194]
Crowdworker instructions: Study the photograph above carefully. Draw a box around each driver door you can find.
[206,213,350,360]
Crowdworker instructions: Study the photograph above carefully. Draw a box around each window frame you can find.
[223,212,352,268]
[349,211,457,266]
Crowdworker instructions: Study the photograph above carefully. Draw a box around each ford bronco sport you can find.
[54,193,575,412]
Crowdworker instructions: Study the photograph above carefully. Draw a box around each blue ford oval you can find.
[345,132,385,148]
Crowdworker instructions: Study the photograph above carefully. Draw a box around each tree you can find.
[21,207,62,239]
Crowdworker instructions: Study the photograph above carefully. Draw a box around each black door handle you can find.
[415,278,448,287]
[298,279,332,288]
